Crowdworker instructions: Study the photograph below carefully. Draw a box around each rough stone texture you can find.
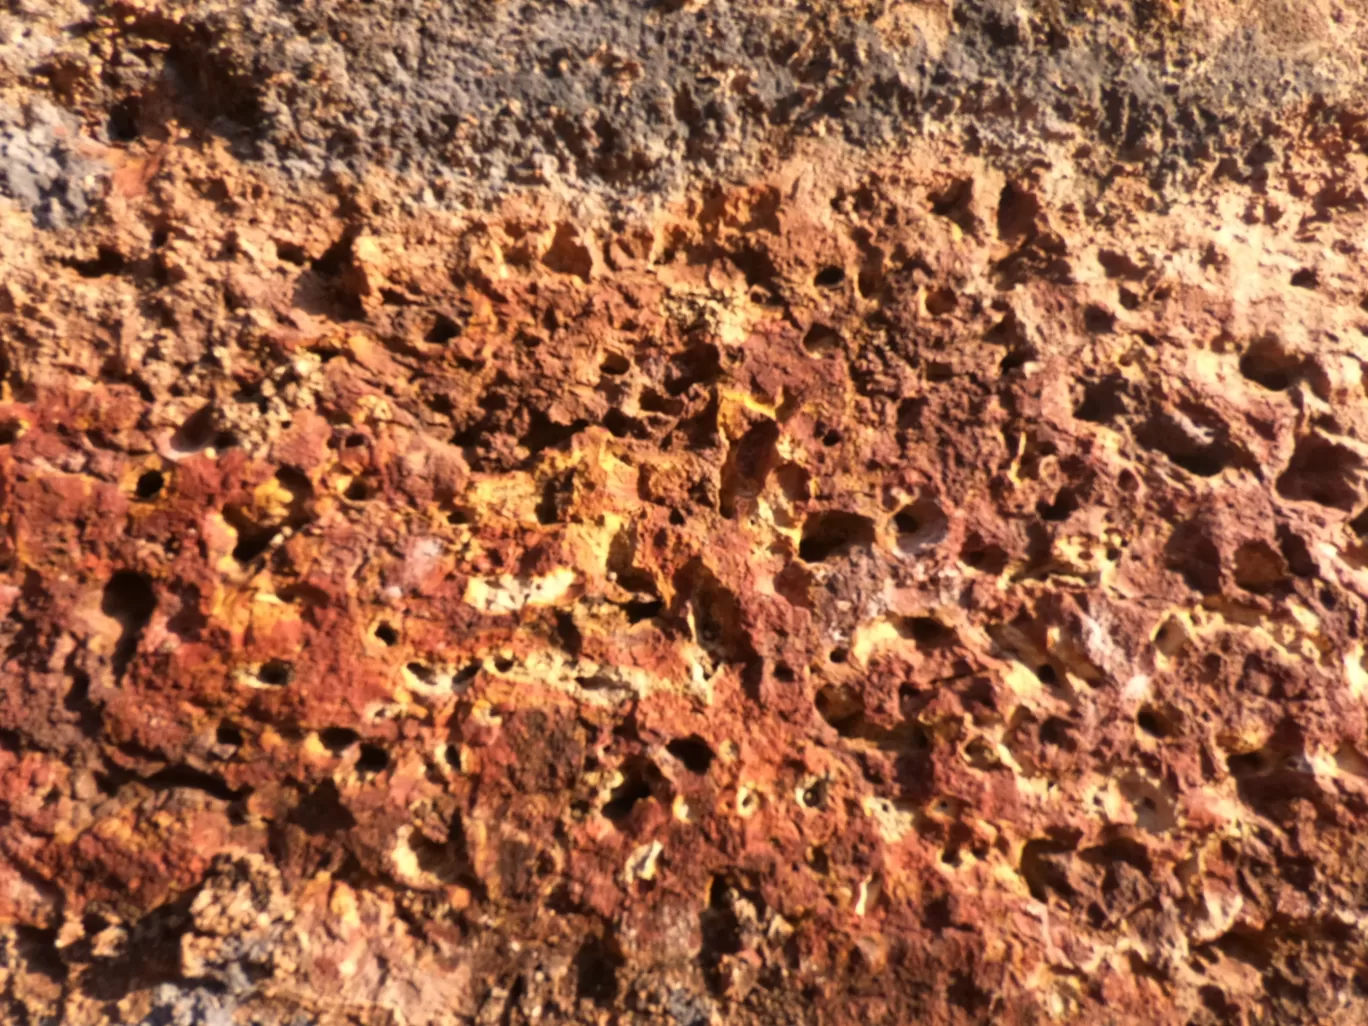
[4,2,1368,1025]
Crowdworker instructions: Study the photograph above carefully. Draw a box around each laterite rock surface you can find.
[4,2,1368,1024]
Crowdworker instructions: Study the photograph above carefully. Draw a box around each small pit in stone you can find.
[374,623,398,646]
[102,570,157,681]
[894,499,948,555]
[667,736,715,774]
[134,470,165,500]
[257,659,294,687]
[216,723,244,747]
[425,312,465,343]
[602,760,657,822]
[898,616,954,648]
[357,744,390,774]
[344,478,375,502]
[802,323,843,357]
[799,511,875,563]
[1276,435,1365,511]
[813,265,846,288]
[815,684,864,735]
[1239,337,1301,391]
[321,727,360,753]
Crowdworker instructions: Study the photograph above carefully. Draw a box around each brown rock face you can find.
[5,2,1368,1024]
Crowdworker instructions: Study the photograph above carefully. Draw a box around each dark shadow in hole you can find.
[813,265,845,288]
[667,735,715,774]
[602,758,659,821]
[320,727,359,753]
[575,935,623,1006]
[102,571,156,681]
[257,659,293,686]
[799,510,875,562]
[357,743,389,774]
[1276,435,1365,511]
[134,470,165,500]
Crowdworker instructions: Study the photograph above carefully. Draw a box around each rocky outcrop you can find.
[4,2,1368,1024]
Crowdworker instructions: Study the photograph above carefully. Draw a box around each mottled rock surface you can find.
[4,2,1368,1024]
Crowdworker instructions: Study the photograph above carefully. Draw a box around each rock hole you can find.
[425,312,464,344]
[276,241,308,265]
[575,936,623,1006]
[1074,376,1129,423]
[799,510,875,562]
[898,616,954,648]
[63,246,126,278]
[257,659,293,687]
[374,623,398,646]
[1276,435,1365,511]
[320,727,360,753]
[1290,268,1319,289]
[216,723,244,747]
[640,389,684,415]
[602,760,656,821]
[1098,249,1146,280]
[700,876,747,974]
[999,347,1034,374]
[894,499,948,555]
[1239,337,1301,391]
[667,736,715,774]
[1225,750,1269,778]
[108,96,142,141]
[1020,838,1077,902]
[815,684,864,735]
[357,744,389,774]
[1083,304,1116,333]
[1036,487,1078,522]
[1136,705,1178,739]
[622,598,663,623]
[925,288,957,316]
[813,265,845,288]
[63,671,91,715]
[521,410,589,455]
[101,571,156,681]
[344,477,375,502]
[223,505,280,564]
[665,345,722,396]
[603,408,646,438]
[959,532,1008,574]
[134,470,165,500]
[1040,716,1075,751]
[801,323,843,357]
[1136,411,1232,478]
[996,181,1040,241]
[600,351,631,376]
